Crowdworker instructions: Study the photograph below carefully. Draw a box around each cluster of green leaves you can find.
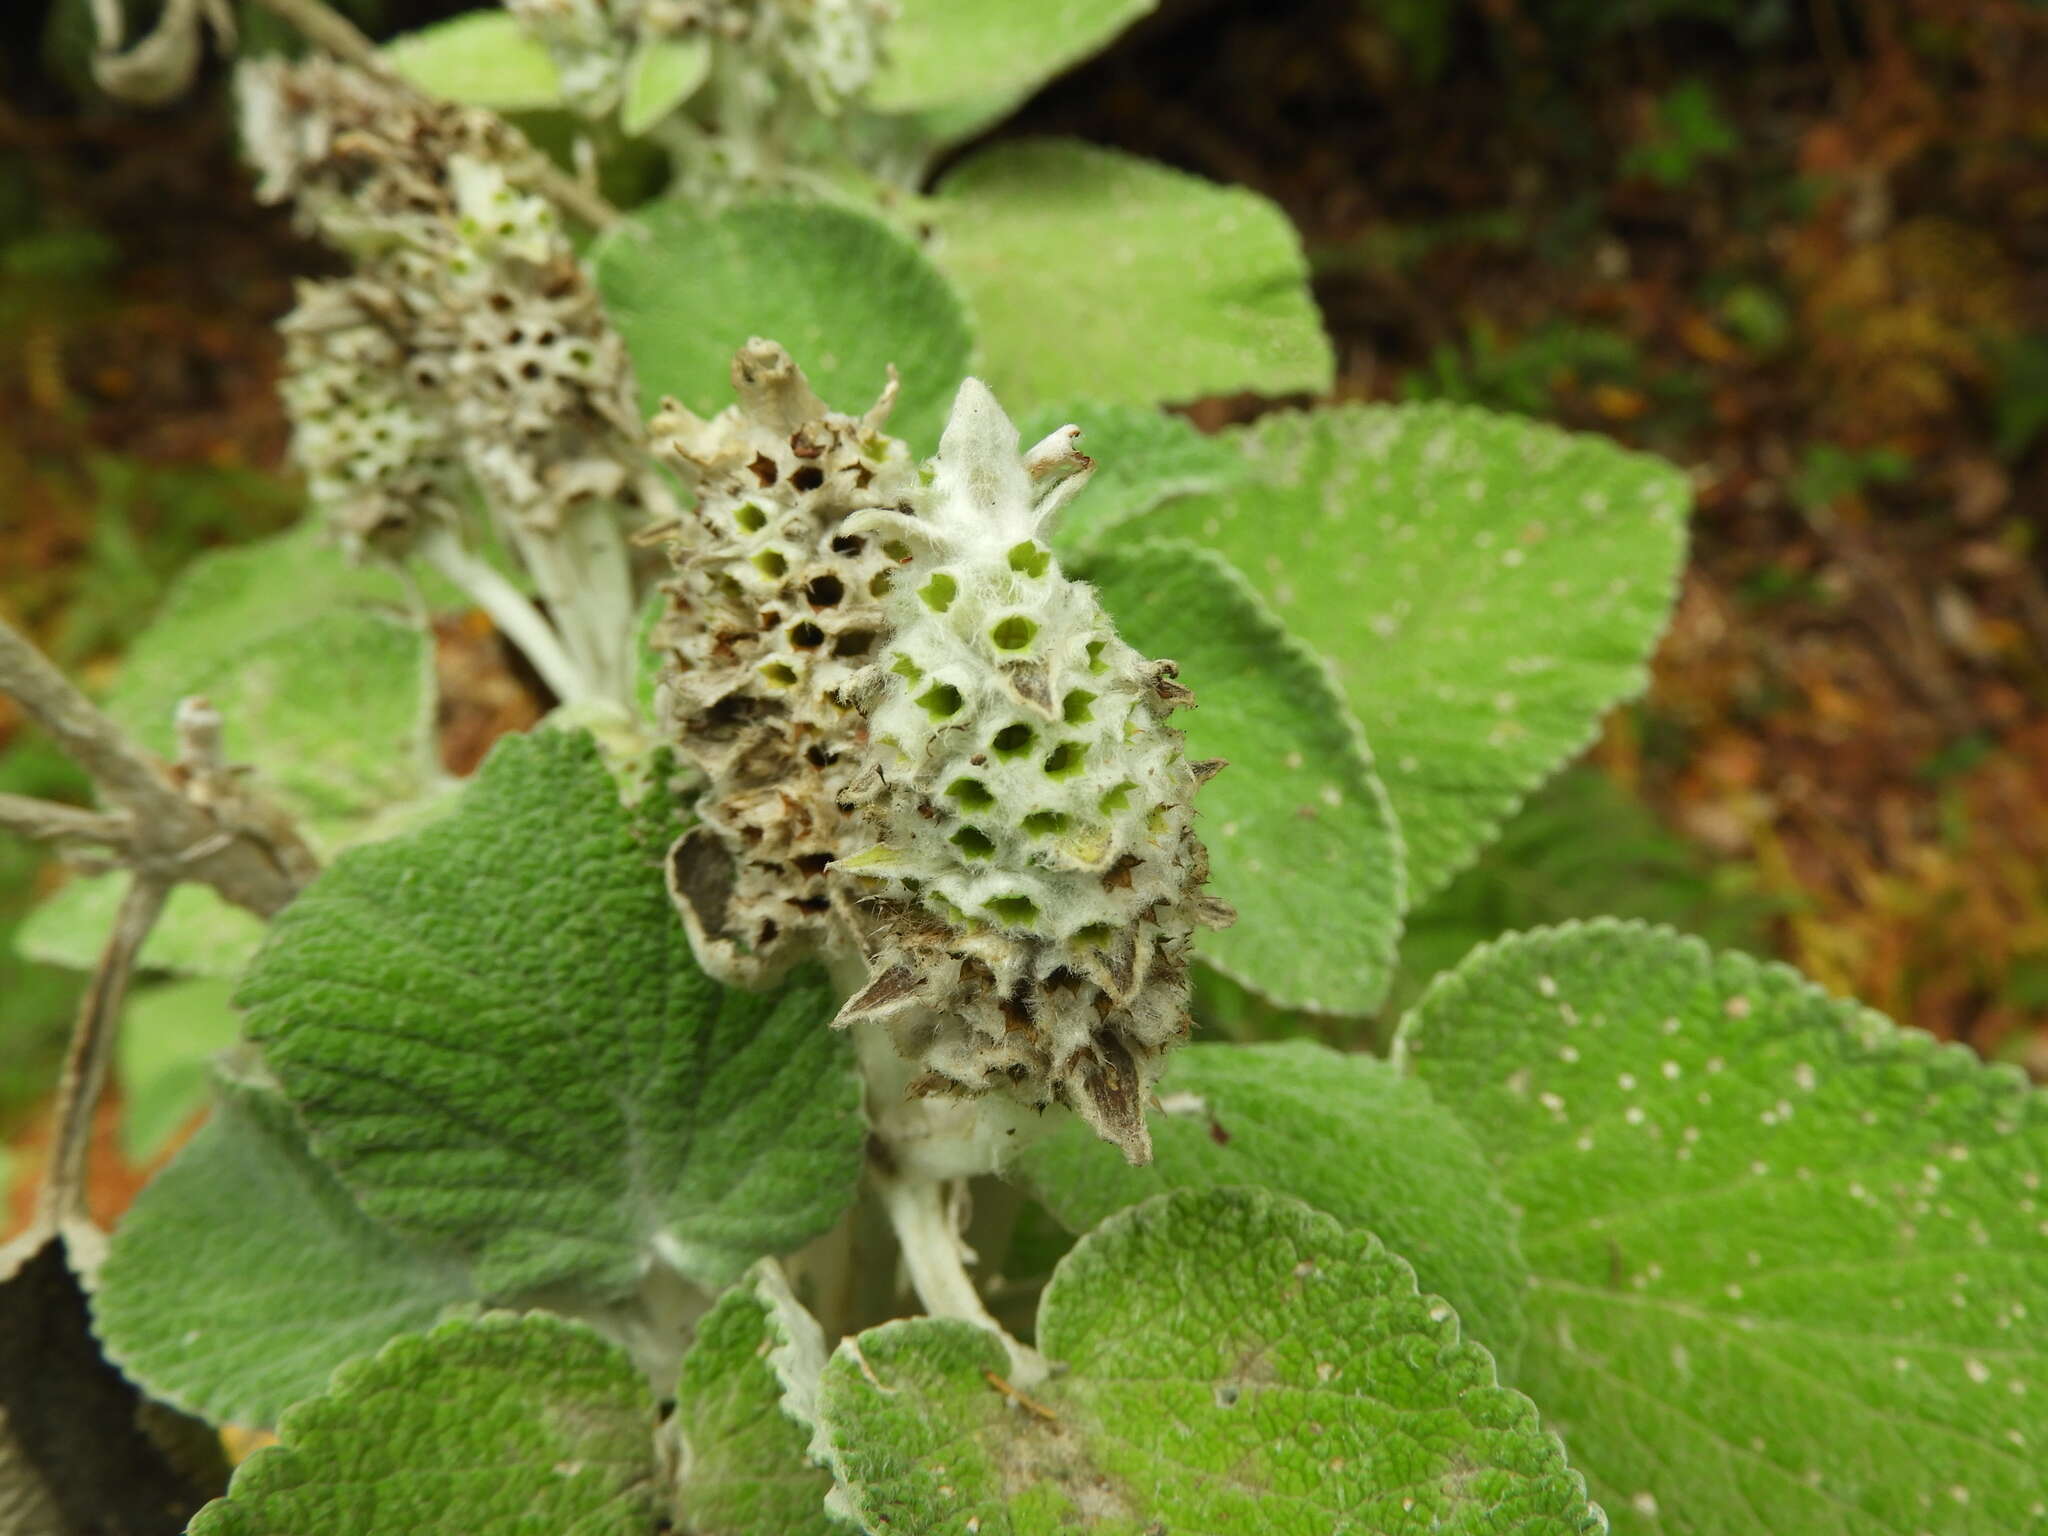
[90,722,2047,1532]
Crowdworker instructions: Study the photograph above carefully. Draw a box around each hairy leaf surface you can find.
[929,141,1333,411]
[866,0,1155,113]
[383,12,564,109]
[1085,541,1404,1012]
[820,1187,1600,1534]
[1139,404,1689,905]
[596,198,972,451]
[671,1265,838,1535]
[1400,921,2048,1536]
[115,977,242,1162]
[1013,1039,1527,1364]
[93,1072,472,1428]
[187,1314,657,1535]
[236,728,864,1298]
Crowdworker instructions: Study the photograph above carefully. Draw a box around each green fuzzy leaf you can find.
[671,1265,838,1535]
[819,1187,1600,1534]
[116,978,243,1162]
[1399,921,2048,1536]
[383,12,565,110]
[596,198,972,452]
[17,875,266,979]
[620,35,711,135]
[928,141,1333,411]
[1017,400,1248,559]
[187,1312,658,1535]
[94,1072,471,1428]
[102,523,435,849]
[1138,404,1689,905]
[235,728,864,1298]
[866,0,1156,114]
[1012,1040,1527,1365]
[1085,540,1403,1012]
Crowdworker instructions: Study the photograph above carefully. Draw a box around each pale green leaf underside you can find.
[596,197,972,452]
[115,977,242,1162]
[236,728,864,1299]
[1085,541,1403,1012]
[17,874,265,979]
[102,522,436,851]
[187,1313,657,1536]
[865,0,1156,113]
[1137,404,1690,906]
[621,35,711,135]
[821,1187,1601,1535]
[1012,1039,1528,1365]
[383,12,565,110]
[94,1075,471,1428]
[1399,921,2048,1536]
[672,1266,838,1535]
[929,140,1333,412]
[1017,400,1249,560]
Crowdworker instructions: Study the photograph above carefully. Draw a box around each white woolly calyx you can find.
[651,340,915,985]
[829,380,1233,1165]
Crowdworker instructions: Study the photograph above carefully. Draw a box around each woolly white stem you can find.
[502,508,638,710]
[872,1165,1047,1388]
[418,528,591,704]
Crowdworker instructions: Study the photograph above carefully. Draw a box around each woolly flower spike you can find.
[239,58,663,564]
[831,381,1234,1164]
[650,341,916,984]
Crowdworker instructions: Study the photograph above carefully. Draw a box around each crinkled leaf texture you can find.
[596,197,972,451]
[866,0,1155,113]
[671,1264,839,1535]
[17,523,437,977]
[1012,1039,1528,1367]
[1399,920,2048,1536]
[235,727,865,1299]
[93,1071,472,1428]
[1017,400,1249,560]
[820,1187,1602,1535]
[1137,404,1689,907]
[928,141,1333,411]
[1085,540,1404,1013]
[187,1312,658,1536]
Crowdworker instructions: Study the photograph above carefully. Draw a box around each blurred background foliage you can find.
[2,0,2045,1224]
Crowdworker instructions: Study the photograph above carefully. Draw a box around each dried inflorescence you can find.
[240,58,664,564]
[653,349,1231,1162]
[828,383,1234,1163]
[649,341,915,984]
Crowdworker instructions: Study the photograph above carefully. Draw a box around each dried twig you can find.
[0,794,129,849]
[0,616,306,917]
[34,877,172,1234]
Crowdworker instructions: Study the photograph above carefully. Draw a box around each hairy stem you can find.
[418,528,593,705]
[35,876,170,1232]
[872,1166,1047,1387]
[241,0,621,230]
[501,508,639,711]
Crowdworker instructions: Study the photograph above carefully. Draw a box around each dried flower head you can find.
[830,383,1234,1164]
[239,58,664,570]
[650,340,915,983]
